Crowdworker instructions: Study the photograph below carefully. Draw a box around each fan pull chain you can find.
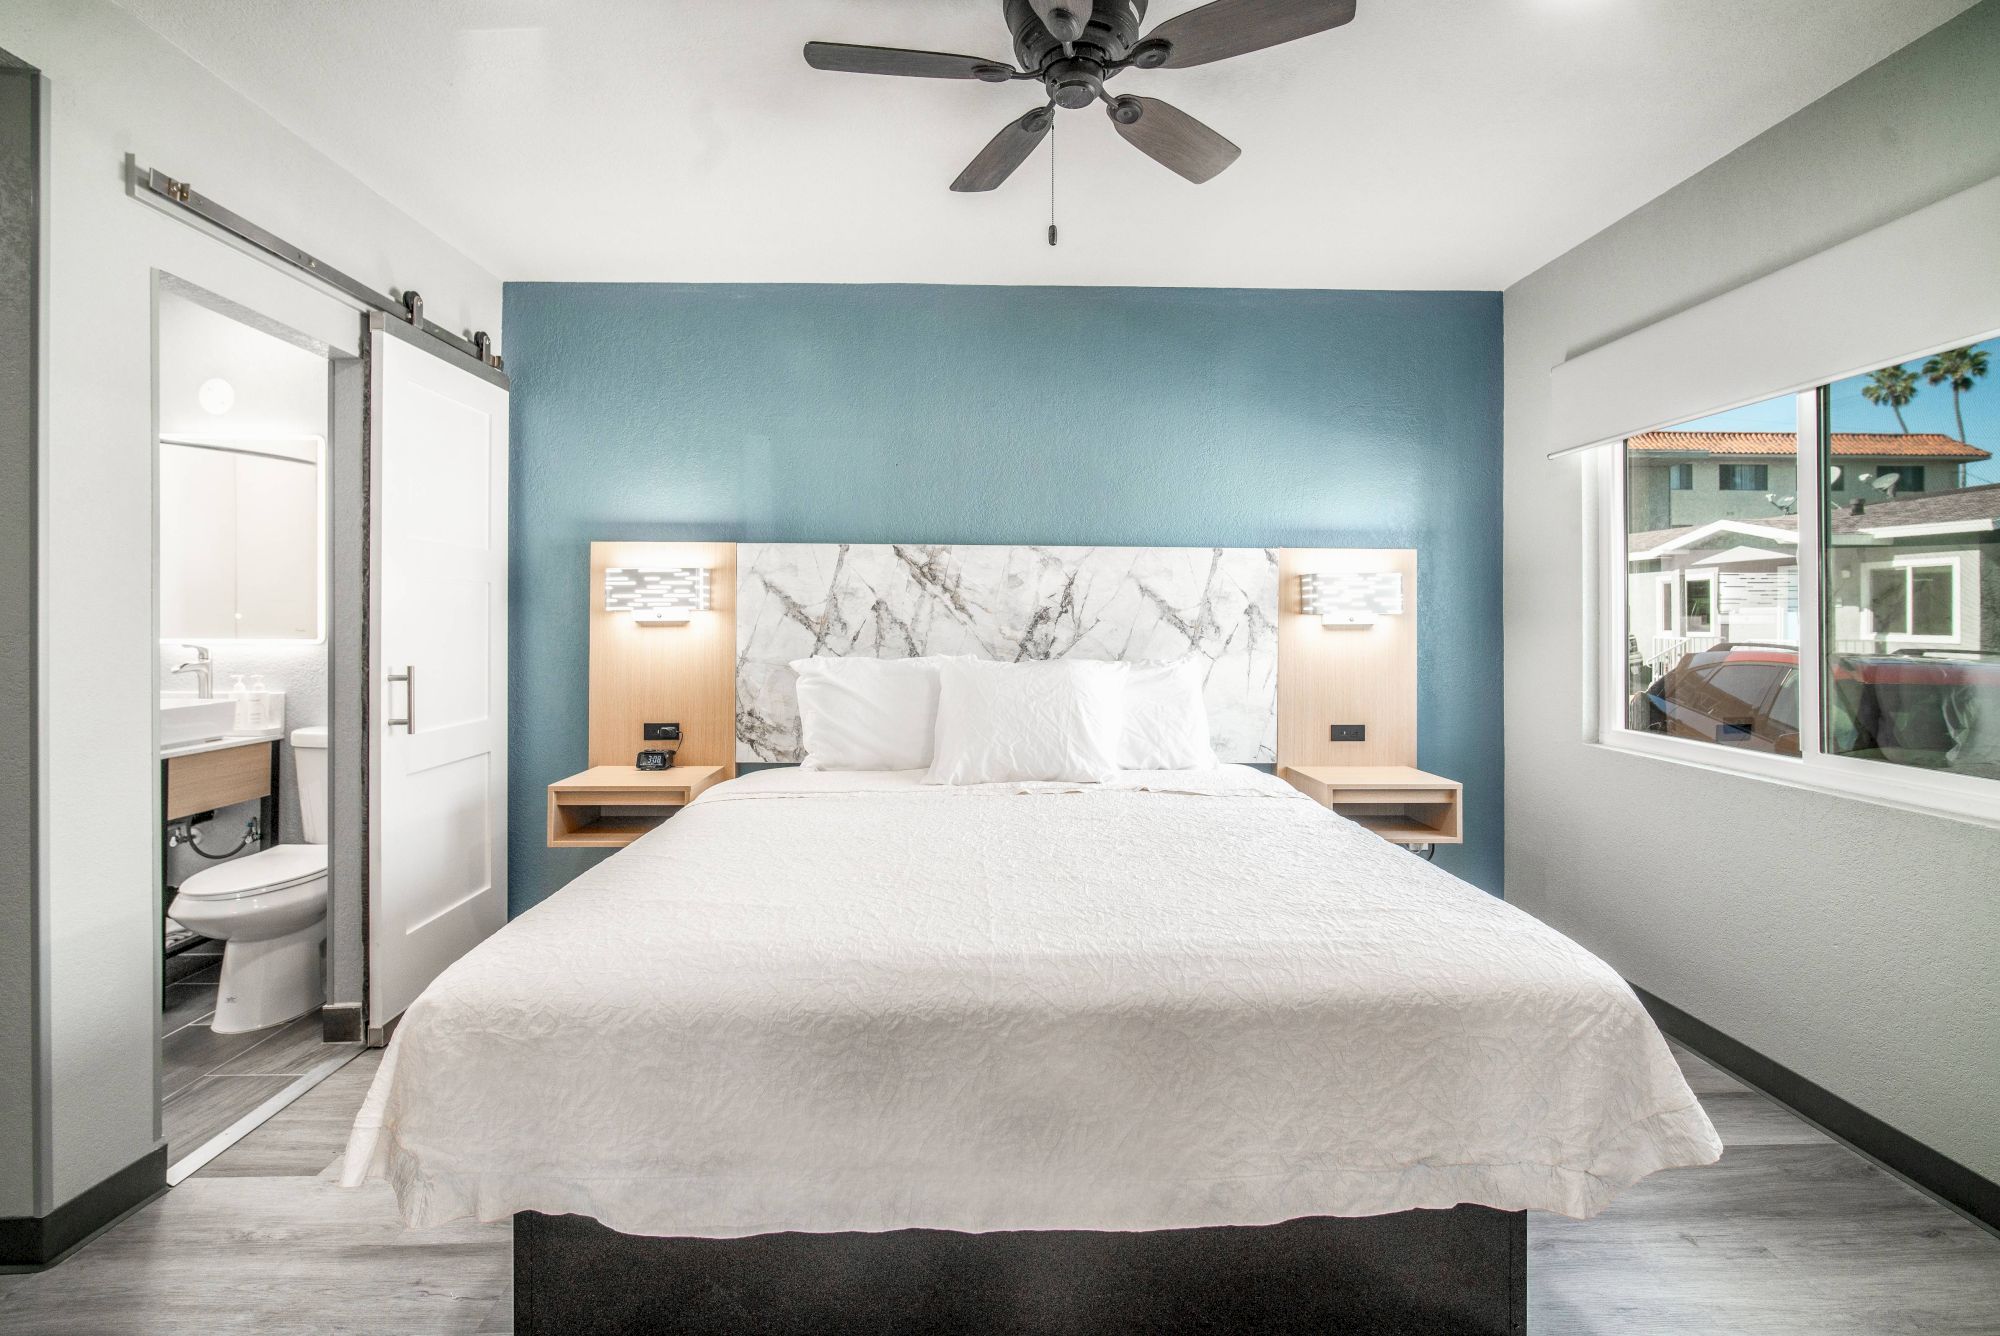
[1048,115,1059,247]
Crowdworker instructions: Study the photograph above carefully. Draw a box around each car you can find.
[1630,644,2000,771]
[1630,645,1802,753]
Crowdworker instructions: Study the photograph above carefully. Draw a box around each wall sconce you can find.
[605,567,710,625]
[1300,571,1404,628]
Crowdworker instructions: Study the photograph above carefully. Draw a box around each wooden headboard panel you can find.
[1276,548,1418,769]
[587,541,737,774]
[585,542,1418,775]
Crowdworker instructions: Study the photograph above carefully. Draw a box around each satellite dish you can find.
[1873,471,1901,498]
[1829,465,1843,486]
[1775,495,1796,511]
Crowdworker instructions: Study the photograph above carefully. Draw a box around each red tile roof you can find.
[1628,430,1990,461]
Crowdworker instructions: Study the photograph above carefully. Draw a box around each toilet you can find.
[168,726,330,1034]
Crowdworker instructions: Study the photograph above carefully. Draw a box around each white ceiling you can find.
[114,0,1975,290]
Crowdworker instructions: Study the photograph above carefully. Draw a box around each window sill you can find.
[1589,729,2000,831]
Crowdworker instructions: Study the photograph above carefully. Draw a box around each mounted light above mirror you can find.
[605,567,711,625]
[1300,571,1404,628]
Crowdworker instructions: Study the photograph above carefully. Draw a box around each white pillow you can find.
[790,656,954,771]
[925,659,1128,785]
[1119,660,1217,770]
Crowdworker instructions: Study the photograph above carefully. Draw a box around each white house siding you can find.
[1506,2,2000,1186]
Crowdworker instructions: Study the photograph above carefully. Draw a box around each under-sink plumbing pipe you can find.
[167,814,261,860]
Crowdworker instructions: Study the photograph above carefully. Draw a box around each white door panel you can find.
[371,327,508,1031]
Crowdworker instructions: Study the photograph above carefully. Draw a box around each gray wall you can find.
[1504,1,2000,1182]
[0,56,41,1221]
[0,0,501,1213]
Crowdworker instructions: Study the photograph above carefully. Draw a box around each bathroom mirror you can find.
[159,435,324,641]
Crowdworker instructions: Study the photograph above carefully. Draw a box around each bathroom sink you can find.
[161,695,240,749]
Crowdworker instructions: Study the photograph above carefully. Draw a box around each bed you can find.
[344,765,1719,1333]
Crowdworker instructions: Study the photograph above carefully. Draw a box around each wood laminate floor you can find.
[161,964,361,1169]
[1,1043,1994,1334]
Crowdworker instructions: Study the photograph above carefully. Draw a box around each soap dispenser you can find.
[250,674,283,732]
[229,674,253,731]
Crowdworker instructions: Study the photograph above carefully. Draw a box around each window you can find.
[1622,394,1799,757]
[1861,560,1958,641]
[1668,463,1693,491]
[1683,574,1713,633]
[1911,564,1954,636]
[1600,332,2000,816]
[1825,344,1994,782]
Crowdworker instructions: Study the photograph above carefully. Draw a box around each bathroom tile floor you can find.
[161,957,359,1169]
[3,1042,1995,1334]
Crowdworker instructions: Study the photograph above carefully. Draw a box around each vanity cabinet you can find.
[165,740,275,821]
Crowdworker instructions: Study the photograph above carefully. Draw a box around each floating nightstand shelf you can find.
[546,765,724,848]
[1281,766,1462,846]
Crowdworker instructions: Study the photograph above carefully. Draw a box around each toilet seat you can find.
[177,844,328,901]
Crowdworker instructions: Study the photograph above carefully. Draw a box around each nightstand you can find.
[1282,766,1463,846]
[546,765,725,848]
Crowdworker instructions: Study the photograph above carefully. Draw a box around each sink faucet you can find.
[171,644,214,699]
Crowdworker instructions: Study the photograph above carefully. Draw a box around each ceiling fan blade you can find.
[803,41,1017,82]
[951,106,1055,193]
[1107,96,1241,184]
[1139,0,1357,69]
[1029,0,1090,45]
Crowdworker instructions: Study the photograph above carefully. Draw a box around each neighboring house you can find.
[1626,431,1990,529]
[1627,481,2000,682]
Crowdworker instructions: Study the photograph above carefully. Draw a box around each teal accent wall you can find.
[505,283,1503,913]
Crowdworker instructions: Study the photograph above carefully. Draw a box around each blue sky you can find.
[1675,335,1999,487]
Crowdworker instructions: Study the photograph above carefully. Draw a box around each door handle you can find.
[387,666,416,733]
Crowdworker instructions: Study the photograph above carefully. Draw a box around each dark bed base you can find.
[515,1206,1526,1336]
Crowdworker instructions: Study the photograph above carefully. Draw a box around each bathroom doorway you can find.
[153,277,364,1180]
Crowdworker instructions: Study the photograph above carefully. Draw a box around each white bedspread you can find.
[343,766,1719,1235]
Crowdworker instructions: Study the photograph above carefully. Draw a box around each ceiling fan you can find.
[803,0,1359,192]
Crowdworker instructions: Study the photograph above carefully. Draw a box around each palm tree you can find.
[1921,346,1990,443]
[1861,364,1919,433]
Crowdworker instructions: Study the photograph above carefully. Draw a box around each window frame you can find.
[1859,554,1961,644]
[1668,462,1693,491]
[1589,380,2000,830]
[1717,462,1770,492]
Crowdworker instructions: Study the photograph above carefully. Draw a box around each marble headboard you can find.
[735,544,1279,764]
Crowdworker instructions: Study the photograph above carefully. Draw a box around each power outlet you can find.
[644,722,681,742]
[1330,724,1366,743]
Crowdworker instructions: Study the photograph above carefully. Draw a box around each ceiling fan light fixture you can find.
[1049,59,1105,108]
[1030,0,1089,44]
[804,0,1358,194]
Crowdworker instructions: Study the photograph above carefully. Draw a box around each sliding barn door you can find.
[368,321,509,1035]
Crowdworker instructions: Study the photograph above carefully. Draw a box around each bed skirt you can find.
[513,1206,1527,1335]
